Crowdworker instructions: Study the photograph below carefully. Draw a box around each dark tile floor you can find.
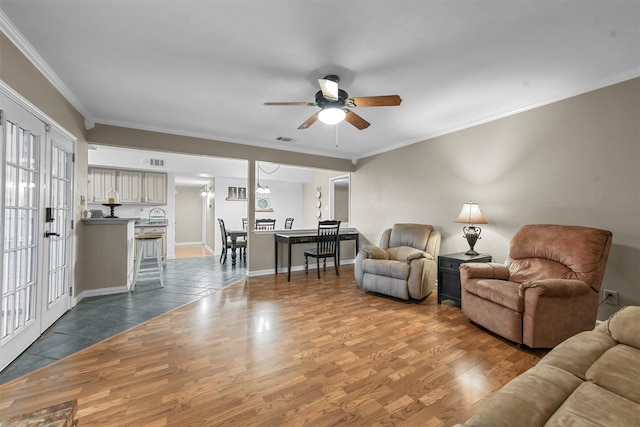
[0,256,247,385]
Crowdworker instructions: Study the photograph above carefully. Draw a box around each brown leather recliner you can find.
[460,224,612,348]
[354,224,441,300]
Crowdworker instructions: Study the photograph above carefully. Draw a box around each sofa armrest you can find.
[459,262,509,281]
[406,251,428,263]
[518,279,591,298]
[361,245,389,260]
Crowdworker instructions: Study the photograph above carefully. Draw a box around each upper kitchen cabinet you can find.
[88,167,167,205]
[88,168,117,203]
[117,170,143,203]
[143,172,167,204]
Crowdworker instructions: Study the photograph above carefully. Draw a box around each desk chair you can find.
[304,220,341,278]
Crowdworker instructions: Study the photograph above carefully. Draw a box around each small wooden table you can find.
[228,230,247,266]
[437,252,492,307]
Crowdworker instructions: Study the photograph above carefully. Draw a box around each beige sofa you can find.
[354,224,441,300]
[456,305,640,426]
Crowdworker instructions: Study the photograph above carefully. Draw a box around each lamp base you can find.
[462,225,482,258]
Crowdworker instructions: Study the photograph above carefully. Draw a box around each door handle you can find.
[44,231,60,238]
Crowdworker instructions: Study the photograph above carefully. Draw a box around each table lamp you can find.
[455,202,488,256]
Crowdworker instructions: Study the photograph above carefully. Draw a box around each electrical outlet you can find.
[603,290,618,305]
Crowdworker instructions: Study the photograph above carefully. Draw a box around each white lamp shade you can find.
[318,108,346,125]
[455,202,488,224]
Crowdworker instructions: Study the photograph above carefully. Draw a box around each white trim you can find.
[73,286,129,305]
[0,10,94,129]
[0,80,77,142]
[175,241,204,246]
[249,259,355,277]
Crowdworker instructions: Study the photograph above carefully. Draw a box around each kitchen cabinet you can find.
[143,172,167,204]
[88,168,117,203]
[88,167,167,205]
[117,170,143,203]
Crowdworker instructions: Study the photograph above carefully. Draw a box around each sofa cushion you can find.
[507,224,612,286]
[361,259,410,280]
[362,245,389,260]
[388,223,432,250]
[597,305,640,348]
[461,364,582,427]
[545,381,640,426]
[586,344,640,404]
[462,279,523,312]
[536,330,617,380]
[387,246,427,263]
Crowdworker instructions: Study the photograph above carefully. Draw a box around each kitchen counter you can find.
[83,218,137,225]
[80,219,136,293]
[83,218,168,227]
[135,220,169,227]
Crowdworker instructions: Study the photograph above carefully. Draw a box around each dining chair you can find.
[241,217,248,231]
[255,218,276,230]
[304,220,341,278]
[218,218,246,264]
[284,217,294,229]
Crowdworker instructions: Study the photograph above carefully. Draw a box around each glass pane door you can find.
[41,131,74,330]
[0,95,45,371]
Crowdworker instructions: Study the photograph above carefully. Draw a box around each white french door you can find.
[0,92,75,371]
[41,129,74,330]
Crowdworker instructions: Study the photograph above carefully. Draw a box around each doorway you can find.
[0,92,75,371]
[329,174,350,226]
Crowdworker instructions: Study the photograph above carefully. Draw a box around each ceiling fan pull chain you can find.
[335,125,339,151]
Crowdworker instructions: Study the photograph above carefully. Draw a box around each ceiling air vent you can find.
[142,158,165,167]
[276,136,295,143]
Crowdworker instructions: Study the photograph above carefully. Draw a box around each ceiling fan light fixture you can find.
[318,108,346,125]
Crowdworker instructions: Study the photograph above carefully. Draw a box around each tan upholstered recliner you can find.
[460,224,612,348]
[354,224,441,300]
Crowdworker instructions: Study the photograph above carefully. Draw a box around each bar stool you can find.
[131,233,164,291]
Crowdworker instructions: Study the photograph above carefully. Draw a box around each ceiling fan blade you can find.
[348,95,402,107]
[318,78,339,101]
[298,113,319,129]
[344,109,370,130]
[264,102,316,106]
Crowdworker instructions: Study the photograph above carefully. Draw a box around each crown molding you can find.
[0,9,95,129]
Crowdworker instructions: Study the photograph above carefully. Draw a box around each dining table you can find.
[227,229,247,266]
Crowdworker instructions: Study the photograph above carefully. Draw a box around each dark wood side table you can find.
[437,252,492,307]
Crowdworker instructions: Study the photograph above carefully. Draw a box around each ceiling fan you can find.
[263,75,402,130]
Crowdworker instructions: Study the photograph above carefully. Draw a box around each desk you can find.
[228,230,247,266]
[274,230,359,281]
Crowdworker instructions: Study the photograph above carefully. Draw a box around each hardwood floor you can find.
[174,245,213,259]
[0,266,545,426]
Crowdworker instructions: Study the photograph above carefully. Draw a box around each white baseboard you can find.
[74,285,129,305]
[175,241,203,246]
[248,259,355,277]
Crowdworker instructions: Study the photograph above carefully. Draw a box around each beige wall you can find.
[352,78,640,320]
[175,186,204,243]
[0,33,90,295]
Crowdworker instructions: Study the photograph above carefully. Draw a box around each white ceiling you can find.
[1,1,639,163]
